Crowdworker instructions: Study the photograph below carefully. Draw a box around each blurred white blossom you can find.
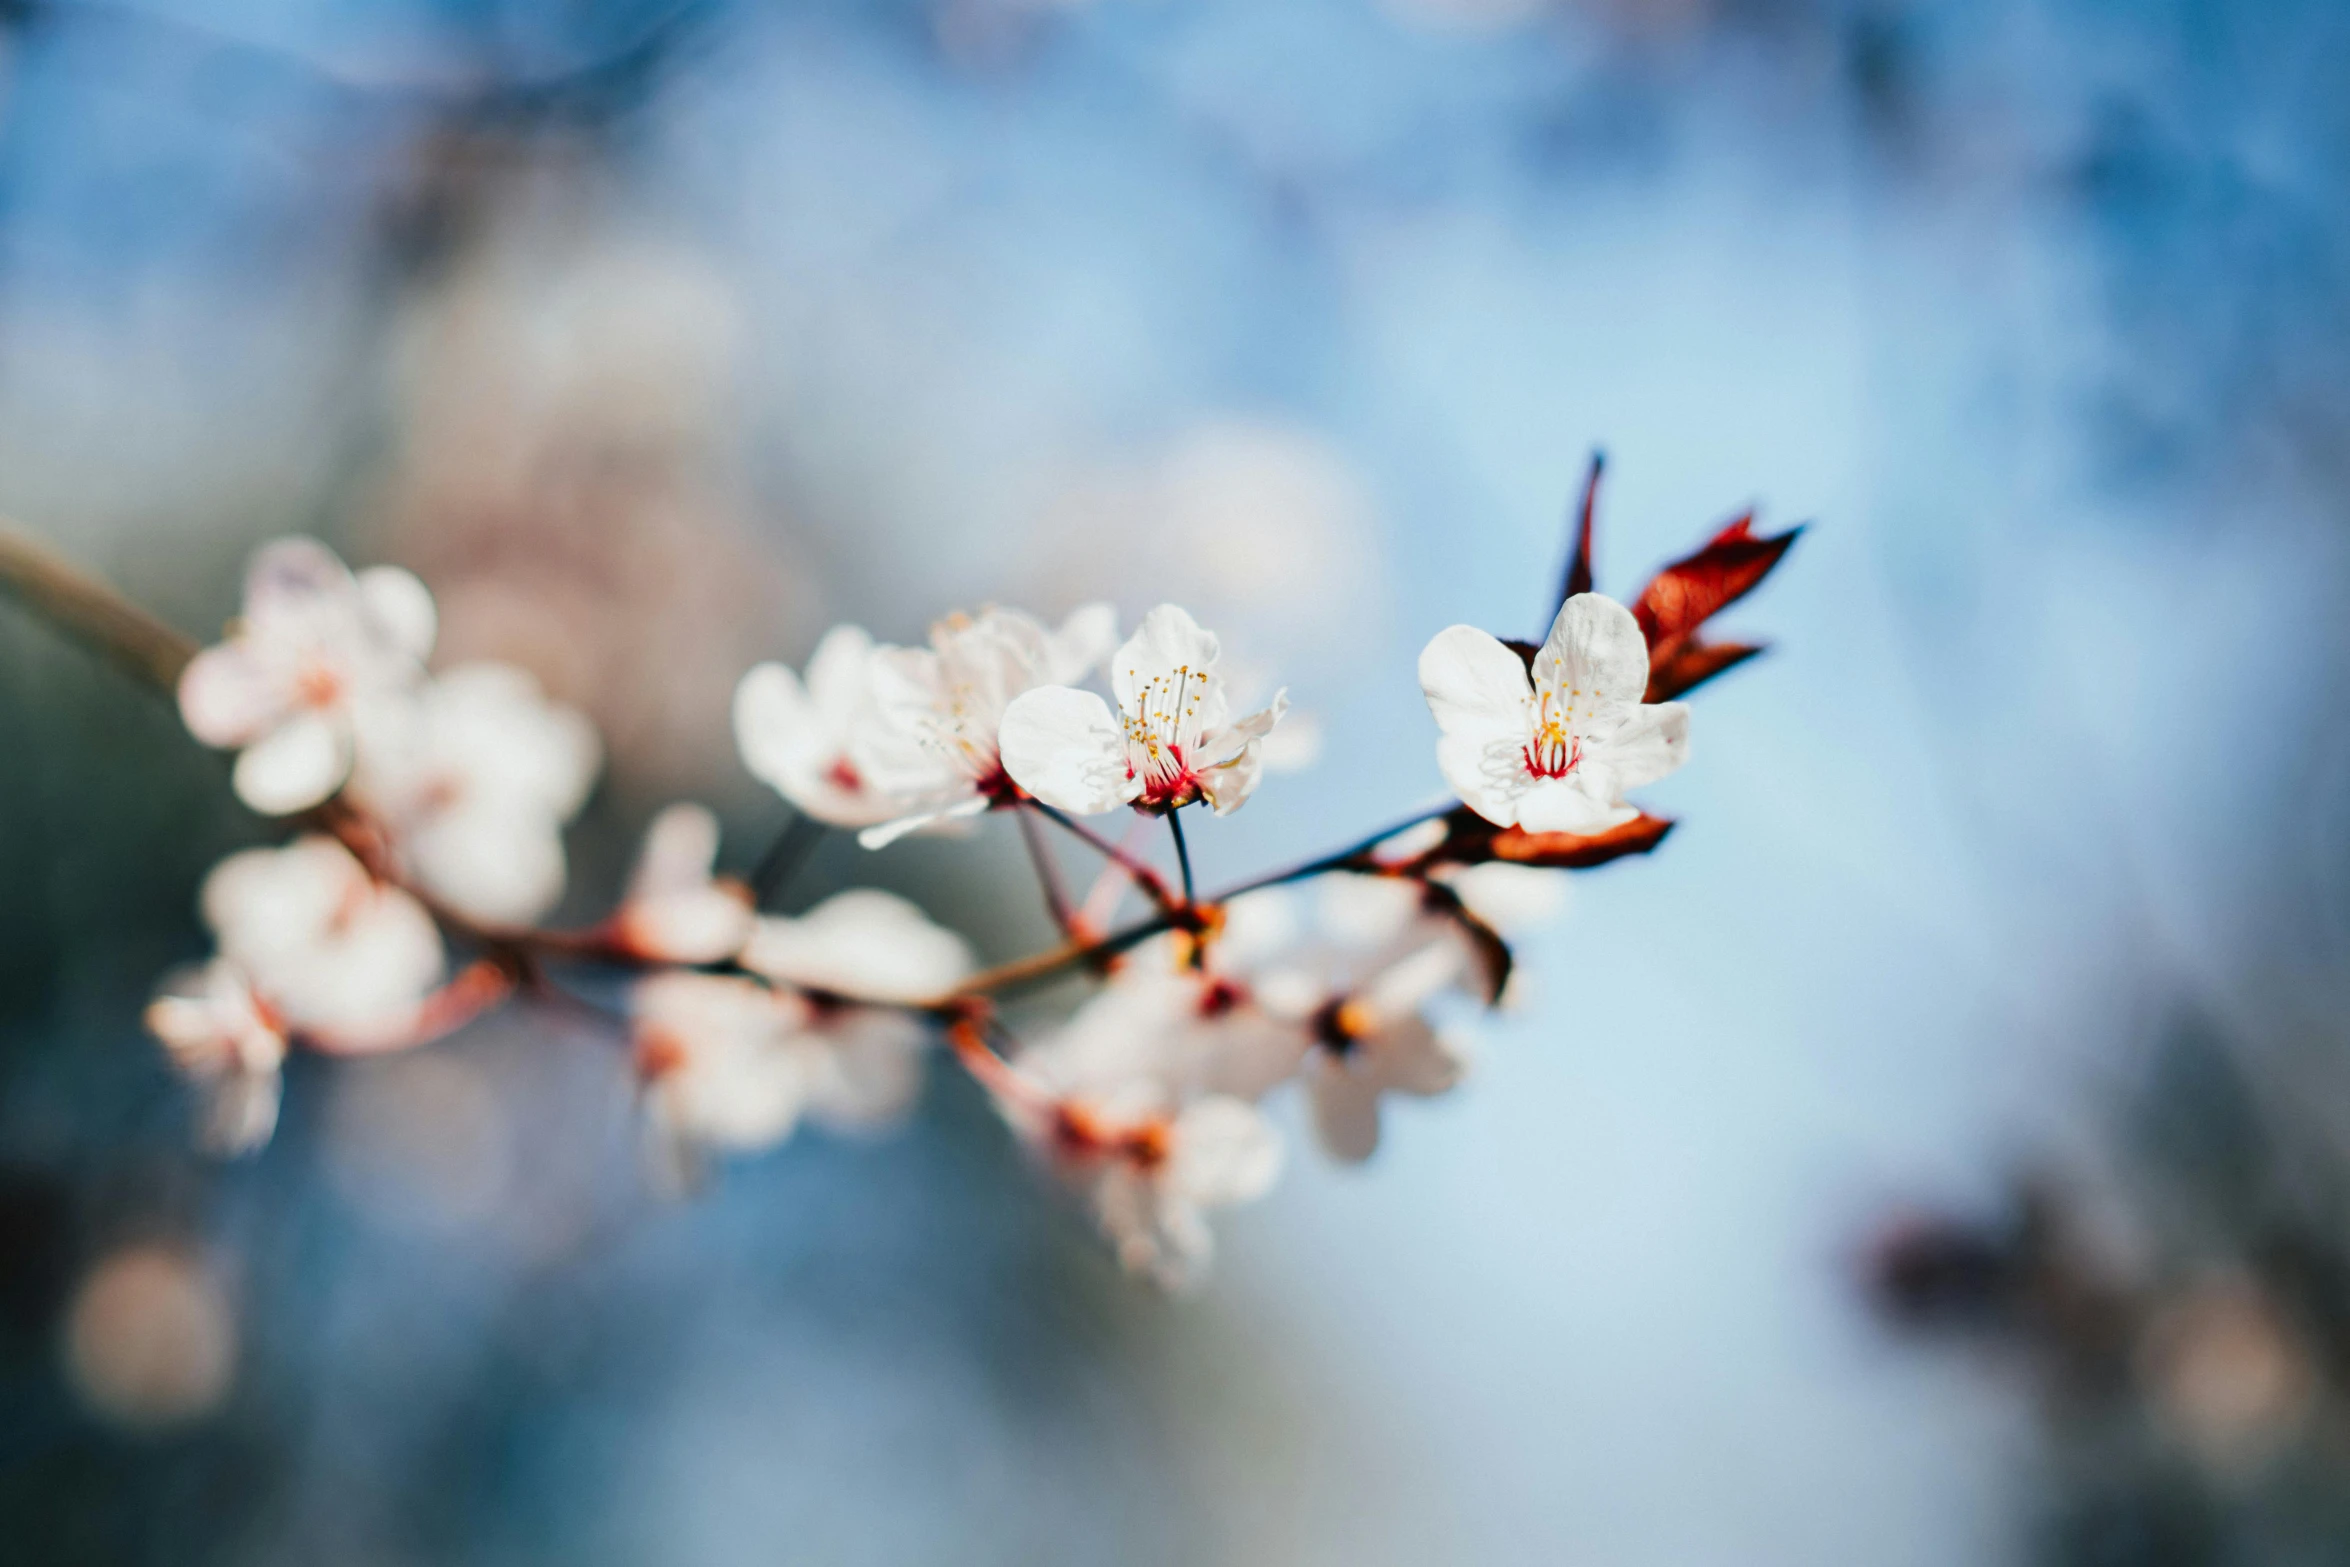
[739,888,974,1004]
[198,835,445,1053]
[853,604,1115,847]
[178,538,436,815]
[1000,604,1286,817]
[349,662,601,928]
[631,972,812,1169]
[610,804,755,964]
[735,626,906,831]
[1259,942,1473,1164]
[143,959,288,1154]
[1001,1073,1284,1290]
[1420,593,1689,833]
[738,605,1117,848]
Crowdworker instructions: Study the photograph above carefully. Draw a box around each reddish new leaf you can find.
[1489,813,1675,868]
[1396,806,1675,874]
[1556,451,1604,610]
[1416,879,1513,1007]
[1632,517,1800,660]
[1645,640,1765,703]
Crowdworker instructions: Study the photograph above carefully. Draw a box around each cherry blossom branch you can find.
[0,527,1480,1034]
[1014,805,1084,938]
[1208,799,1460,900]
[0,524,198,691]
[1023,800,1179,912]
[1166,806,1196,906]
[748,811,826,906]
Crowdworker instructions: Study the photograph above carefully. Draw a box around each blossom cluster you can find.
[139,461,1795,1287]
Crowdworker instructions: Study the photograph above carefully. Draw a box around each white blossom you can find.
[737,889,980,1131]
[1000,1074,1283,1290]
[1018,889,1308,1106]
[734,626,908,831]
[178,538,436,815]
[631,951,952,1179]
[999,604,1286,817]
[1419,593,1688,833]
[851,605,1116,848]
[631,972,812,1163]
[199,835,444,1052]
[1317,861,1566,962]
[610,804,754,964]
[347,662,600,927]
[142,959,288,1154]
[738,888,973,1005]
[1258,942,1471,1163]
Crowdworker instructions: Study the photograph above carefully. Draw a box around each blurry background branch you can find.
[0,525,194,691]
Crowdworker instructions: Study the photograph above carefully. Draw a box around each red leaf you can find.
[1558,451,1604,608]
[1399,807,1676,872]
[1632,519,1800,659]
[1489,813,1675,868]
[1416,879,1513,1006]
[1645,640,1765,703]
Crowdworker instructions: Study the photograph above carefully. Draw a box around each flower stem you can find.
[1209,799,1457,901]
[1025,800,1177,912]
[1,524,1489,1036]
[1015,805,1081,936]
[1167,805,1195,906]
[748,810,826,906]
[0,524,197,692]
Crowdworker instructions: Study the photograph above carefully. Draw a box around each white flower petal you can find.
[355,565,437,664]
[1000,686,1136,816]
[853,793,991,851]
[633,973,811,1152]
[1363,941,1468,1017]
[1198,742,1263,815]
[177,643,286,748]
[1443,862,1568,933]
[734,661,819,791]
[803,624,878,727]
[1196,689,1288,771]
[231,713,350,815]
[630,803,723,899]
[242,537,353,631]
[1418,625,1533,826]
[1514,781,1634,836]
[804,1013,929,1130]
[624,886,755,965]
[410,812,568,928]
[1170,1096,1283,1206]
[197,1069,283,1156]
[1591,700,1690,795]
[1111,604,1221,715]
[741,888,973,1002]
[1533,593,1649,727]
[1307,1060,1385,1164]
[1363,1015,1468,1097]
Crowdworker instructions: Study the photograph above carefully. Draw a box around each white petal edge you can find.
[1000,686,1136,816]
[233,713,350,815]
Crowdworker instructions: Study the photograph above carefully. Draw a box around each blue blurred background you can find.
[7,0,2350,1562]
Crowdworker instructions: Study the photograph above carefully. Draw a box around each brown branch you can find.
[0,520,1504,1025]
[0,524,197,692]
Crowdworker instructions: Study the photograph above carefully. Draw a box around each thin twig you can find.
[0,524,1482,1028]
[0,524,197,691]
[1209,799,1458,901]
[748,811,826,906]
[1167,805,1195,906]
[1025,800,1177,911]
[1015,805,1080,936]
